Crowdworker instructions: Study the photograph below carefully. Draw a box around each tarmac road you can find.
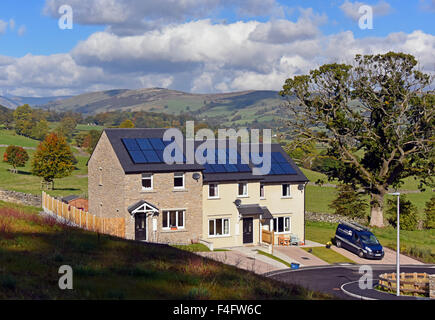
[266,264,435,300]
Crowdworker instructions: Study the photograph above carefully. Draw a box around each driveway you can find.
[274,246,329,267]
[331,246,424,265]
[197,249,284,275]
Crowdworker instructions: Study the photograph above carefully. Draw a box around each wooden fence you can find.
[42,191,125,238]
[378,272,430,297]
[262,229,274,245]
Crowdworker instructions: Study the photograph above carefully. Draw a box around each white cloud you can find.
[43,0,289,35]
[17,25,26,36]
[340,0,392,21]
[9,19,15,30]
[1,10,434,96]
[0,20,8,34]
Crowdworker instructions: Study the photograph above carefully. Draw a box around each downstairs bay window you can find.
[209,218,230,237]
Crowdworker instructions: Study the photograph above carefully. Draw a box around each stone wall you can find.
[305,211,367,225]
[0,189,41,207]
[430,274,435,299]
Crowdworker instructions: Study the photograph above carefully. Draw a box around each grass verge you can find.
[301,247,355,264]
[0,201,330,299]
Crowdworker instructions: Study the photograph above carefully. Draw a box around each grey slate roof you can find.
[103,128,308,183]
[61,195,79,203]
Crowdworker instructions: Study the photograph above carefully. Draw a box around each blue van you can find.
[334,221,384,259]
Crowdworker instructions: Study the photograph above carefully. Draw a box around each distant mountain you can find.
[38,87,287,127]
[0,94,72,109]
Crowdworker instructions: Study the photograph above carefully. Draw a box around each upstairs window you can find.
[282,184,291,197]
[208,183,219,198]
[238,182,248,197]
[260,183,265,198]
[142,174,153,190]
[174,173,185,189]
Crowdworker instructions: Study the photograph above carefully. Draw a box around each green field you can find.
[0,201,329,299]
[0,130,39,148]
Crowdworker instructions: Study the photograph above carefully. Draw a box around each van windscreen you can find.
[360,233,379,245]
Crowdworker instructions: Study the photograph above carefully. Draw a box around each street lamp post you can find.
[389,192,400,296]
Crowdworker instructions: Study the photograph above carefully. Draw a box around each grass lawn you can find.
[0,146,89,198]
[172,243,210,252]
[305,220,435,264]
[301,247,355,264]
[0,130,39,148]
[0,201,330,299]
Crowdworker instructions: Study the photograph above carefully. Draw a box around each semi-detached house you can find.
[88,128,309,249]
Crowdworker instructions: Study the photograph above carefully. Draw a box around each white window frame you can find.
[141,173,153,191]
[208,218,230,237]
[208,183,219,199]
[162,210,185,230]
[237,182,248,197]
[174,172,185,189]
[272,216,291,234]
[282,183,291,198]
[260,183,265,199]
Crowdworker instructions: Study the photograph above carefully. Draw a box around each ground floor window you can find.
[209,218,230,236]
[273,216,290,233]
[162,210,185,229]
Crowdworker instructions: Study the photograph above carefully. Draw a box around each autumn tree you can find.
[13,104,34,136]
[119,119,135,128]
[280,52,434,227]
[3,145,29,172]
[31,133,76,189]
[55,116,77,140]
[31,119,50,140]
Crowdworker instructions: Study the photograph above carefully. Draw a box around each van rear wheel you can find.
[358,250,364,258]
[336,239,341,248]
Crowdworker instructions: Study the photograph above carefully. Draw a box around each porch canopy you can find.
[127,200,159,215]
[236,204,273,221]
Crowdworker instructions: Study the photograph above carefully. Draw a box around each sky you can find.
[0,0,434,97]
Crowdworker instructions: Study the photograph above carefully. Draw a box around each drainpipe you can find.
[303,181,308,244]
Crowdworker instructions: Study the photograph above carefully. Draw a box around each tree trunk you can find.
[369,192,385,227]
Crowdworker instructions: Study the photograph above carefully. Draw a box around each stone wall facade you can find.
[88,131,203,244]
[430,274,435,299]
[305,211,367,225]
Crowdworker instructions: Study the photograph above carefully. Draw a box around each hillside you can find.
[0,94,72,109]
[0,201,329,299]
[38,88,287,127]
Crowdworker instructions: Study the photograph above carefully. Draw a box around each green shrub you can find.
[423,196,435,229]
[329,184,368,218]
[386,196,418,231]
[0,274,17,290]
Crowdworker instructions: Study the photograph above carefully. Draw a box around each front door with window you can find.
[135,213,147,241]
[243,218,253,244]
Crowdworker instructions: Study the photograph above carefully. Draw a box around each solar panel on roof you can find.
[223,164,238,172]
[278,162,297,174]
[149,138,166,150]
[122,138,140,151]
[129,150,147,163]
[136,138,153,150]
[203,164,214,173]
[271,152,287,163]
[143,150,160,163]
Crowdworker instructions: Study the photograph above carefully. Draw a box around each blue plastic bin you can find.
[290,263,300,269]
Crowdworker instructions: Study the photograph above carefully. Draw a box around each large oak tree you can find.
[280,52,434,227]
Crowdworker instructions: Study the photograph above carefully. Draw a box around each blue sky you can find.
[0,0,434,96]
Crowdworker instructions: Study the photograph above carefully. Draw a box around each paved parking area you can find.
[331,247,424,265]
[197,250,283,275]
[274,246,329,267]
